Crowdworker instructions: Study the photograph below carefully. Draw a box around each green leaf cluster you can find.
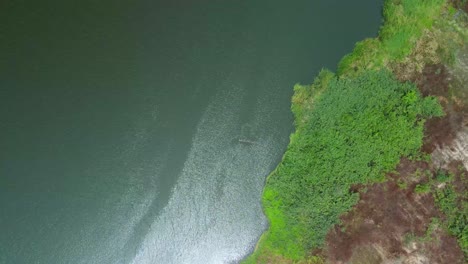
[415,183,431,194]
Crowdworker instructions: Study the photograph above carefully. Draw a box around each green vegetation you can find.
[434,171,468,257]
[397,180,408,190]
[415,183,431,194]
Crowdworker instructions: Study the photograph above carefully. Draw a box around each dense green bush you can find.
[245,70,442,262]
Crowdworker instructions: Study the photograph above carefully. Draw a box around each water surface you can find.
[0,1,382,263]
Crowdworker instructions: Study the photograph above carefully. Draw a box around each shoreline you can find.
[242,0,468,262]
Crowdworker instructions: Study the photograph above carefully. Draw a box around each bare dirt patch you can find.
[417,64,450,97]
[418,64,467,153]
[322,158,464,264]
[452,0,468,13]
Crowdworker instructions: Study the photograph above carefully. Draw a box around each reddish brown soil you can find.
[422,109,464,153]
[417,64,467,153]
[452,0,468,13]
[417,64,450,97]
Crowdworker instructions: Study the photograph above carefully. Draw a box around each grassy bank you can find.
[242,0,452,262]
[338,0,446,76]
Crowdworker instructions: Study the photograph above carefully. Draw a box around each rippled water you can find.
[0,1,382,263]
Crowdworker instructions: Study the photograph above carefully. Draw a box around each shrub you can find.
[415,183,431,194]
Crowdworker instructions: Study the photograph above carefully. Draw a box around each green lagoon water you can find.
[0,1,382,263]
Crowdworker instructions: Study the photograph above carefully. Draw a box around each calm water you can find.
[0,1,382,263]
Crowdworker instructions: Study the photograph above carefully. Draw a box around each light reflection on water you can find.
[131,82,284,264]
